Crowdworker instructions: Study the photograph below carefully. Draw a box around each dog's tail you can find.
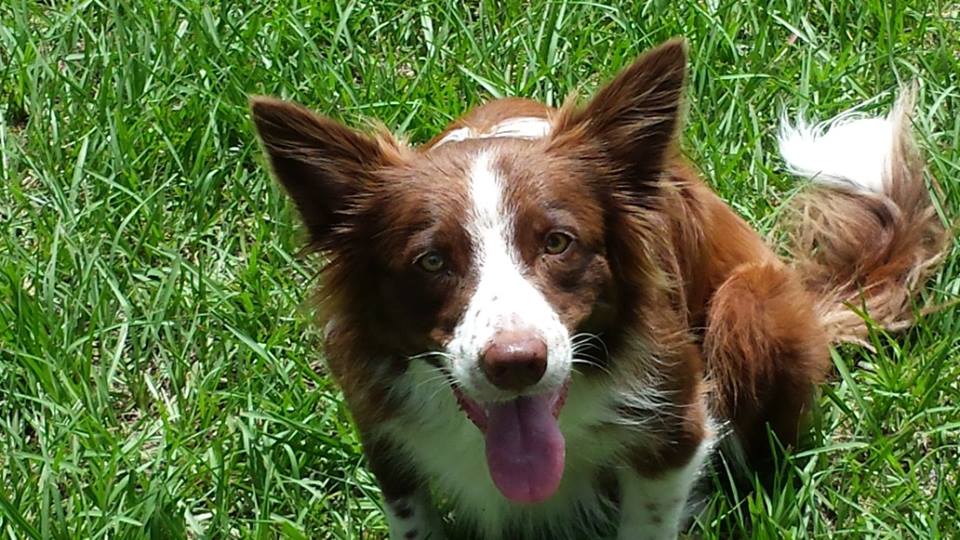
[778,90,950,346]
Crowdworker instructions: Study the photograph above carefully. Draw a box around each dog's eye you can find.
[416,251,446,273]
[544,232,573,255]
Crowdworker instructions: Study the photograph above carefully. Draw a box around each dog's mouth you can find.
[451,379,569,504]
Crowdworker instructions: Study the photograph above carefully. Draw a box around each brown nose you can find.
[481,331,548,391]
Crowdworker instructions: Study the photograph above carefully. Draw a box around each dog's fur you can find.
[250,40,948,539]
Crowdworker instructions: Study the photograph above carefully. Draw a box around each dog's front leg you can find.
[383,489,446,540]
[616,438,711,540]
[364,436,446,540]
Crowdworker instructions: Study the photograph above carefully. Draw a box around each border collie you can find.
[250,39,947,539]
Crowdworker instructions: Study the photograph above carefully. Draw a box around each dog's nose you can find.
[481,331,548,391]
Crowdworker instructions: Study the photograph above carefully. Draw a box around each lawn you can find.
[1,1,958,538]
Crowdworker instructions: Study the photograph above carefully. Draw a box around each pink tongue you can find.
[484,395,565,503]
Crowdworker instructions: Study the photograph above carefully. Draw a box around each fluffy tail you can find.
[778,90,950,345]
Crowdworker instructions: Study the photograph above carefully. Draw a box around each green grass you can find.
[1,1,958,538]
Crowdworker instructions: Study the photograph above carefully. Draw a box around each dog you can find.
[250,39,947,539]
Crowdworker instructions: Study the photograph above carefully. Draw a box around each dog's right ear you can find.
[250,97,394,246]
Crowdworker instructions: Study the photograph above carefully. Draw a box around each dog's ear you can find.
[250,97,394,246]
[552,39,687,196]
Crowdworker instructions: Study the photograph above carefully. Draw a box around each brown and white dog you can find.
[250,40,947,539]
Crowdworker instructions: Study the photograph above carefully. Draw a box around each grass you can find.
[1,0,958,538]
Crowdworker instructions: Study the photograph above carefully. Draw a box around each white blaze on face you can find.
[447,151,571,400]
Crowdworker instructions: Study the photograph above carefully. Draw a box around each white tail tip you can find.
[778,98,905,194]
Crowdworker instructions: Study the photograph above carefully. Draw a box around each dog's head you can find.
[252,39,687,503]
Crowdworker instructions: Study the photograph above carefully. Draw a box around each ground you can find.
[1,1,958,538]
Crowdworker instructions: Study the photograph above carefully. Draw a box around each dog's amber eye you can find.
[544,232,573,255]
[416,251,446,272]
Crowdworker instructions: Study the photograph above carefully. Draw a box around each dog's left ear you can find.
[552,39,687,195]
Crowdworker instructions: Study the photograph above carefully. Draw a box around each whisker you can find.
[407,350,455,362]
[410,368,452,387]
[423,383,454,404]
[571,356,612,376]
[572,350,604,363]
[411,374,450,390]
[570,333,611,364]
